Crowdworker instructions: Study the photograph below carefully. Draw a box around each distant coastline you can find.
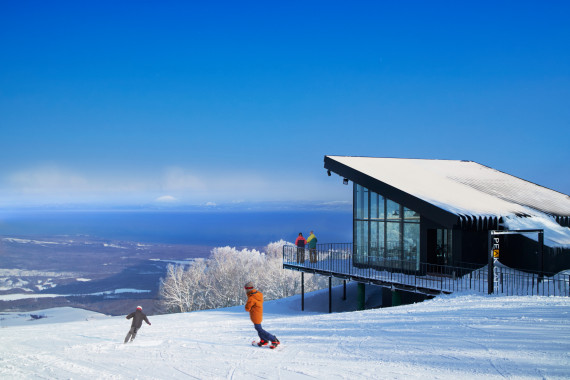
[0,209,352,315]
[0,209,352,246]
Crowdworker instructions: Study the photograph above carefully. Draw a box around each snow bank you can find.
[1,289,569,379]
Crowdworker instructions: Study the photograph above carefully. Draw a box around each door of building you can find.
[427,229,452,266]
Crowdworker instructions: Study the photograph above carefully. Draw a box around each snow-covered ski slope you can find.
[1,290,569,379]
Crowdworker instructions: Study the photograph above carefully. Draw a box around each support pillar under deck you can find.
[357,282,365,311]
[301,272,304,311]
[391,289,402,307]
[328,277,332,313]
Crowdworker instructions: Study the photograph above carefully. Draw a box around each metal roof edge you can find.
[324,156,459,227]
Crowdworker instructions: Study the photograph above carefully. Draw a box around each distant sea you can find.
[0,210,352,249]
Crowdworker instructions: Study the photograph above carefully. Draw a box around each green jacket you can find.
[307,233,317,249]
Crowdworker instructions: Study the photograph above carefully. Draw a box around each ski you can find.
[251,340,281,349]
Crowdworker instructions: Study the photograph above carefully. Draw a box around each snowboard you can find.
[251,340,281,349]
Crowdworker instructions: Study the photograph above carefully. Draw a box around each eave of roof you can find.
[324,155,570,227]
[324,156,459,226]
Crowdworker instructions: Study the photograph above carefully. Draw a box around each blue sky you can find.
[1,1,569,208]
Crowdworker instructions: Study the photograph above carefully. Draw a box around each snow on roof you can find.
[502,214,570,248]
[327,156,570,247]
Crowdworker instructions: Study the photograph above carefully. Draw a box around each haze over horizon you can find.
[2,1,569,209]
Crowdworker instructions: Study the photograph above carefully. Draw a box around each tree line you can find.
[158,240,331,313]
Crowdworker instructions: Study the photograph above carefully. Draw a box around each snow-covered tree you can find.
[158,240,332,313]
[206,246,265,308]
[159,259,209,313]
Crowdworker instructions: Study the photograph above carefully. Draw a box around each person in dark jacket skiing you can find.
[124,306,151,343]
[244,282,280,348]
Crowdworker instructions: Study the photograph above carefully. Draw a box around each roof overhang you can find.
[324,156,459,227]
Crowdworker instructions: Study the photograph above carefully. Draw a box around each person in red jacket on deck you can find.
[295,232,307,263]
[244,282,280,348]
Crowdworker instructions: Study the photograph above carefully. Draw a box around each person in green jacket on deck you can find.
[307,230,318,263]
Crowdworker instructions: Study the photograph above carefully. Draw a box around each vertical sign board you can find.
[493,237,499,288]
[489,229,543,295]
[488,232,493,294]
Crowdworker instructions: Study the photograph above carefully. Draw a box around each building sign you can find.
[493,238,500,287]
[492,238,499,259]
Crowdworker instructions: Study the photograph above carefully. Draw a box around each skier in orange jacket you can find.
[244,282,280,348]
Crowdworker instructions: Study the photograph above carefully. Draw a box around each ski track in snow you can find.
[0,294,569,379]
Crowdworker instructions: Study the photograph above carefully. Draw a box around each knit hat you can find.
[244,282,254,290]
[136,306,142,310]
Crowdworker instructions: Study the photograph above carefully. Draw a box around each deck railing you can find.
[283,243,570,296]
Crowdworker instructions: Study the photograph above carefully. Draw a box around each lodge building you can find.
[283,156,570,310]
[325,155,570,273]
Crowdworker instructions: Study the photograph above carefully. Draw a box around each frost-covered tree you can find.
[206,246,265,308]
[159,259,208,313]
[158,240,331,313]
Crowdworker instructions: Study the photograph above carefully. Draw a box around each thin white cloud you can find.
[162,167,206,191]
[7,165,89,193]
[155,195,178,203]
[1,164,351,207]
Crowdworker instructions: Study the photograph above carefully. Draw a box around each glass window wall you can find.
[386,200,400,221]
[355,220,368,264]
[354,184,420,270]
[355,184,368,220]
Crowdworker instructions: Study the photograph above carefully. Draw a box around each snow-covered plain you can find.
[1,289,569,379]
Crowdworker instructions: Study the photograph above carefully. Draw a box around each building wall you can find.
[457,230,488,266]
[500,234,570,273]
[351,181,570,274]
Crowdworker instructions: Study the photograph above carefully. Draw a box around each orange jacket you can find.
[245,289,263,324]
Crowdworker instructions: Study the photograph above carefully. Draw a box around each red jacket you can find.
[295,236,307,247]
[245,289,264,324]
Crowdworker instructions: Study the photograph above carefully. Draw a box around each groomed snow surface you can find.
[1,287,569,379]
